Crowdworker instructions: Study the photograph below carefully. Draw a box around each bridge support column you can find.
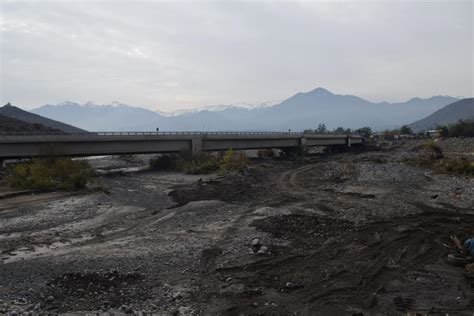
[346,135,351,148]
[191,137,203,156]
[300,137,307,148]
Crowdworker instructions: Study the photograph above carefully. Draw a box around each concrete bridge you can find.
[0,132,363,159]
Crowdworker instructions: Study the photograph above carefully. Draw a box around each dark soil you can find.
[43,271,149,312]
[251,214,354,246]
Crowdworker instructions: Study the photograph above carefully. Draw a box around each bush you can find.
[149,149,249,174]
[220,148,249,173]
[148,150,248,175]
[257,148,275,159]
[8,157,92,190]
[424,140,443,160]
[439,157,474,176]
[177,153,221,174]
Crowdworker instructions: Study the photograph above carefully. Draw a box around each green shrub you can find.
[220,148,249,173]
[177,153,221,174]
[8,158,92,190]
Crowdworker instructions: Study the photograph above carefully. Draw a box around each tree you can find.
[355,127,372,138]
[400,125,413,135]
[333,127,345,134]
[449,119,474,137]
[316,123,327,133]
[437,125,449,137]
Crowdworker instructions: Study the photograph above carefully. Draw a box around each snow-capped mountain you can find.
[158,100,281,117]
[30,87,460,131]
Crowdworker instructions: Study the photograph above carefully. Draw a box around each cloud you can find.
[0,0,472,111]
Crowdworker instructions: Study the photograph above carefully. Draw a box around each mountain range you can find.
[408,98,474,131]
[26,87,464,131]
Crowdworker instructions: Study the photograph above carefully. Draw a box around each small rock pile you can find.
[249,238,269,255]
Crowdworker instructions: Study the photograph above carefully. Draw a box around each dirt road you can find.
[0,147,473,314]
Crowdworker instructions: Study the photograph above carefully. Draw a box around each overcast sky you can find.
[0,0,472,111]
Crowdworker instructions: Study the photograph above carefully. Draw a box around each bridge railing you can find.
[0,131,363,137]
[0,131,303,136]
[95,131,304,136]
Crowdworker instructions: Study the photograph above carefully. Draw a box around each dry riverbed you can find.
[0,142,473,315]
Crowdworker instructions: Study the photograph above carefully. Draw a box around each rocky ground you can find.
[0,139,473,315]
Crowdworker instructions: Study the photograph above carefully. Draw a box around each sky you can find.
[0,0,473,112]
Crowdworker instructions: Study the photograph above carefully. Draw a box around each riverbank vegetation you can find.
[8,157,92,190]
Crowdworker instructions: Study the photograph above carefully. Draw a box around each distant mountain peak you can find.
[309,87,333,95]
[56,101,79,107]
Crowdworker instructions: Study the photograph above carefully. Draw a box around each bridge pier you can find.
[300,137,307,149]
[191,137,203,156]
[346,135,351,147]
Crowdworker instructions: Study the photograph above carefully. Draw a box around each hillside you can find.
[31,88,459,131]
[0,114,63,134]
[408,98,474,131]
[0,103,86,133]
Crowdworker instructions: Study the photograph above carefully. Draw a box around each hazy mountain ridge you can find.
[0,103,86,133]
[0,114,65,134]
[408,98,474,131]
[34,102,159,131]
[31,88,461,132]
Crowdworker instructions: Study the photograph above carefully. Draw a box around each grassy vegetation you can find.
[406,140,474,176]
[149,148,249,175]
[8,157,92,190]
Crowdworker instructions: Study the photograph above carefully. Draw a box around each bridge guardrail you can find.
[0,131,363,137]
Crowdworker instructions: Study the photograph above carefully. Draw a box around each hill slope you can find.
[408,98,474,131]
[31,88,459,131]
[0,114,64,134]
[0,103,86,133]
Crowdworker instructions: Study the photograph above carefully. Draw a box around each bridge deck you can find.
[0,132,363,158]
